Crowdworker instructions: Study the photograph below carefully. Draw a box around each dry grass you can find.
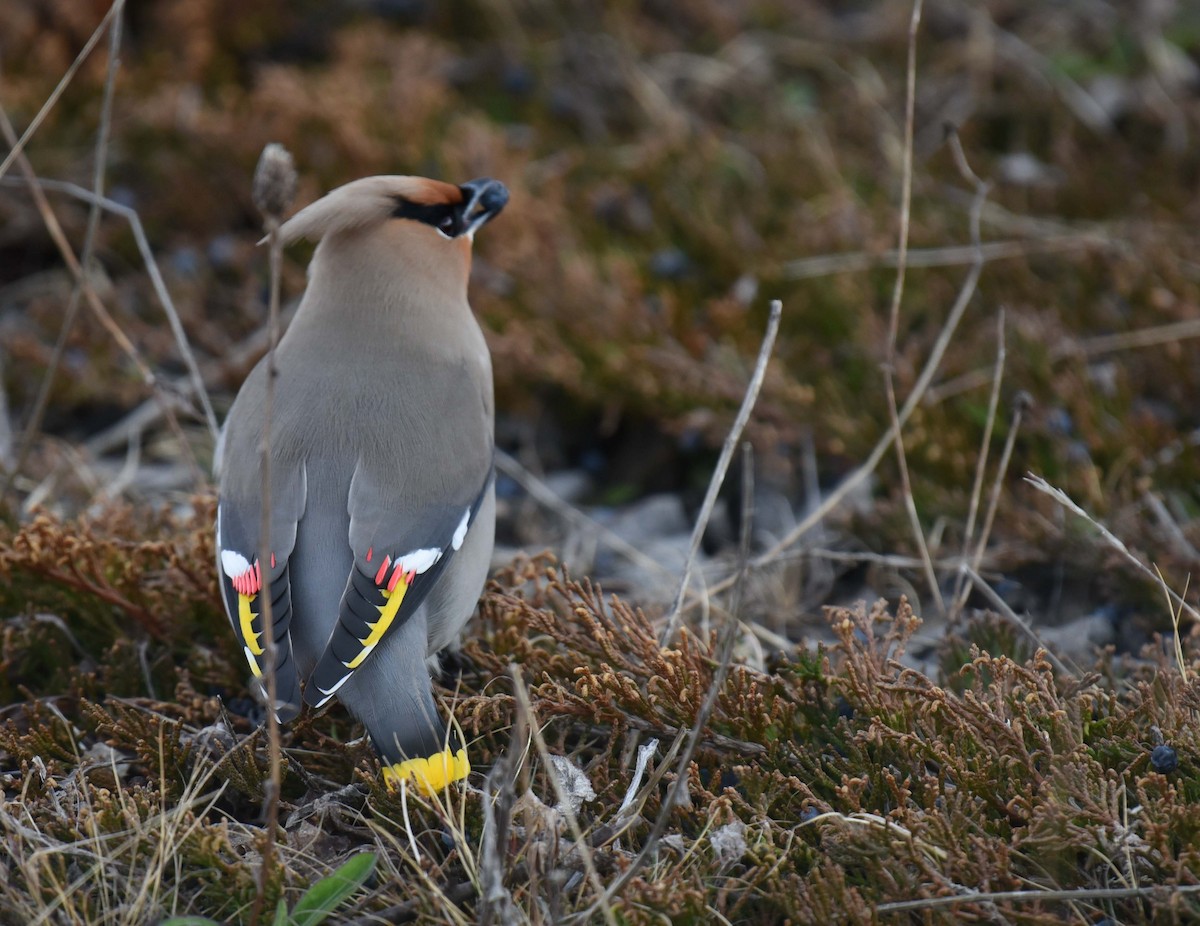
[4,0,1200,922]
[2,517,1200,922]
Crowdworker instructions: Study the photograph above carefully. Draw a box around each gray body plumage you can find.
[216,175,504,774]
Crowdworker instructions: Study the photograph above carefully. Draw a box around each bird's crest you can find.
[276,176,463,245]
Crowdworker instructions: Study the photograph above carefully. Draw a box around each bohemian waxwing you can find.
[215,174,508,794]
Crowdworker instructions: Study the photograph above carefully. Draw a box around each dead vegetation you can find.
[4,0,1200,922]
[1,510,1199,922]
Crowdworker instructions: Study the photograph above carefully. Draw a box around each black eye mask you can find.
[390,178,508,240]
[390,198,465,237]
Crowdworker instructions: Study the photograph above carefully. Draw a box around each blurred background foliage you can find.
[1,0,1197,489]
[4,0,1200,634]
[5,2,1200,921]
[1,0,1200,659]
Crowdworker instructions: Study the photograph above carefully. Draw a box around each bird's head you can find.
[274,174,509,295]
[276,175,508,245]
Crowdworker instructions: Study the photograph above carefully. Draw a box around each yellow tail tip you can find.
[382,748,470,795]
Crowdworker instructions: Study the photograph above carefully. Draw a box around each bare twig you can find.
[959,392,1029,609]
[950,310,1006,618]
[780,235,1099,281]
[9,0,127,492]
[81,395,187,459]
[510,665,618,926]
[660,299,782,646]
[0,3,120,184]
[12,389,191,512]
[960,565,1074,676]
[1025,474,1200,626]
[929,314,1200,408]
[1154,566,1191,685]
[12,178,220,441]
[618,714,764,756]
[478,700,525,926]
[0,104,203,485]
[1057,317,1200,360]
[614,738,658,821]
[399,781,421,864]
[96,427,142,501]
[0,353,14,472]
[766,546,967,572]
[922,366,1002,407]
[495,449,675,583]
[794,428,833,594]
[884,384,943,613]
[586,444,756,918]
[990,21,1112,134]
[883,0,922,363]
[246,142,295,926]
[877,883,1200,915]
[801,810,947,862]
[20,436,101,510]
[719,132,993,601]
[878,0,944,618]
[1143,491,1200,563]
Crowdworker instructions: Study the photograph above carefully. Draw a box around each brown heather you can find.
[4,0,1200,921]
[0,504,1197,922]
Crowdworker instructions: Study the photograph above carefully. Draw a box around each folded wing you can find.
[304,463,493,708]
[215,452,307,721]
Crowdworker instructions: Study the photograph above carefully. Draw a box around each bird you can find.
[214,174,507,794]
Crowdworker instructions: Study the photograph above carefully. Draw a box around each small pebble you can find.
[649,248,690,280]
[1150,744,1178,774]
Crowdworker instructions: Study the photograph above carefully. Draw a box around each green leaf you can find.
[289,852,377,926]
[160,919,223,926]
[272,897,289,926]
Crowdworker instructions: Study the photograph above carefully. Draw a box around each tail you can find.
[255,564,303,722]
[324,610,470,795]
[376,716,469,796]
